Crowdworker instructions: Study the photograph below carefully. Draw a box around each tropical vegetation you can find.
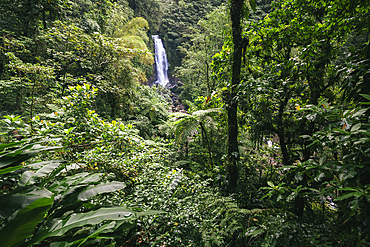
[0,0,369,246]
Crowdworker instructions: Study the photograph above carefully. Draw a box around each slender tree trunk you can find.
[42,10,47,30]
[200,122,214,168]
[30,79,36,134]
[276,92,290,166]
[361,41,370,95]
[110,93,117,119]
[204,36,210,94]
[228,0,243,191]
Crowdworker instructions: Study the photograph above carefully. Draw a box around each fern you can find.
[200,197,264,246]
[165,108,222,144]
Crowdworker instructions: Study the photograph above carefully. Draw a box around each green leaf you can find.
[338,169,357,182]
[295,172,303,182]
[350,123,361,132]
[259,187,271,190]
[0,152,32,169]
[350,198,360,212]
[337,187,358,191]
[281,165,296,170]
[314,172,325,182]
[0,196,53,247]
[18,171,34,187]
[78,181,126,201]
[39,162,68,187]
[27,160,63,170]
[18,160,64,186]
[0,144,61,169]
[319,155,327,166]
[64,127,75,135]
[32,207,138,243]
[246,228,264,237]
[49,242,73,247]
[267,181,274,187]
[353,108,368,117]
[76,221,116,247]
[0,141,26,152]
[74,173,103,185]
[335,192,357,201]
[0,165,23,175]
[360,94,370,101]
[98,221,137,239]
[333,128,349,134]
[0,187,53,218]
[48,172,102,195]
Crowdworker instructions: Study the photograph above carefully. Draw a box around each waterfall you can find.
[152,35,169,87]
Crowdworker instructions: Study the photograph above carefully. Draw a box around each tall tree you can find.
[228,0,255,190]
[239,0,370,221]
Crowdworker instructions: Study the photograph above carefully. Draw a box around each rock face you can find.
[170,92,186,113]
[146,71,186,113]
[167,76,187,113]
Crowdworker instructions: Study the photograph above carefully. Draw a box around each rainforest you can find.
[0,0,369,246]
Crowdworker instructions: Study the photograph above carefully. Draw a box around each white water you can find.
[152,35,169,87]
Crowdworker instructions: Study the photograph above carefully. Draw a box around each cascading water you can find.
[152,35,169,87]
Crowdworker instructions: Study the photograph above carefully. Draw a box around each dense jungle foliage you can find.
[0,0,369,246]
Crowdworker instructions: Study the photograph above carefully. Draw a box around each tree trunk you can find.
[361,41,370,96]
[228,0,243,191]
[200,122,214,168]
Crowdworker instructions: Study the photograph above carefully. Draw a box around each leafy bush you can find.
[0,83,167,246]
[0,140,162,247]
